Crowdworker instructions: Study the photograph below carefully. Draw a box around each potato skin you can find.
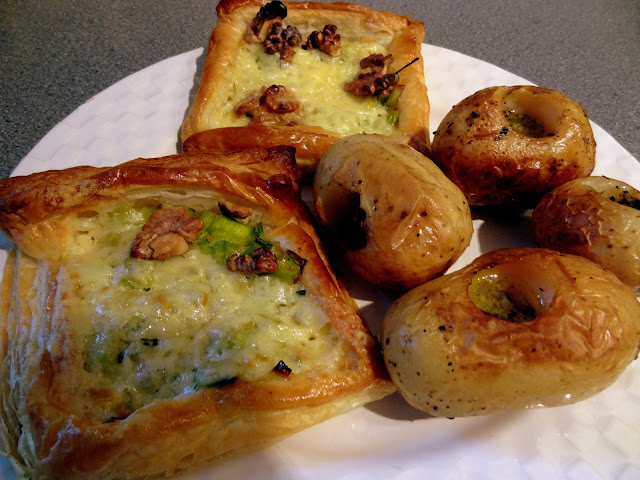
[382,248,640,417]
[313,134,473,290]
[532,176,640,293]
[430,86,596,208]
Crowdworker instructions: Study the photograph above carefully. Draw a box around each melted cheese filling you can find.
[60,206,345,414]
[211,42,396,136]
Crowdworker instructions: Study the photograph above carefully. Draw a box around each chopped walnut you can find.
[344,53,400,98]
[253,247,278,272]
[234,90,262,117]
[227,247,278,274]
[130,207,203,260]
[218,200,253,219]
[234,85,304,126]
[147,232,190,259]
[303,24,342,57]
[245,0,288,43]
[261,84,300,113]
[345,71,399,98]
[263,21,302,62]
[359,53,392,73]
[227,253,255,272]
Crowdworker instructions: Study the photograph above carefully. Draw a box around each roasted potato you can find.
[431,86,596,208]
[532,176,640,293]
[313,134,473,290]
[382,248,640,417]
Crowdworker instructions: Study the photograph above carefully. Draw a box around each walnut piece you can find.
[218,200,253,219]
[359,53,392,73]
[227,247,278,274]
[131,207,203,260]
[345,53,399,98]
[235,85,304,126]
[345,72,399,98]
[263,21,302,62]
[303,24,342,57]
[245,0,288,43]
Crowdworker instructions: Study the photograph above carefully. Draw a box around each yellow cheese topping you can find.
[209,42,396,136]
[61,206,345,415]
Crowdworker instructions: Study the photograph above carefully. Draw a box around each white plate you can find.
[2,45,640,480]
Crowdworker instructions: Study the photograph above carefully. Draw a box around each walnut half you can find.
[263,22,302,62]
[303,24,342,57]
[130,207,203,260]
[344,54,399,98]
[227,247,278,274]
[234,85,304,126]
[245,0,288,43]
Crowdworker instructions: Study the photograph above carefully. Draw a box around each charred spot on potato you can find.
[272,360,292,377]
[616,191,640,210]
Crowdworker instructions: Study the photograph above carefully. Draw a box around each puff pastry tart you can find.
[0,147,393,479]
[181,0,430,177]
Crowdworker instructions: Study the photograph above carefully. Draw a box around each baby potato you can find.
[532,176,640,293]
[382,248,640,417]
[313,134,473,290]
[431,86,596,208]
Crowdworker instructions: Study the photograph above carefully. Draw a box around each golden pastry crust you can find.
[532,176,640,293]
[181,0,430,177]
[0,147,299,262]
[382,248,640,417]
[182,125,340,178]
[0,147,394,479]
[430,86,596,208]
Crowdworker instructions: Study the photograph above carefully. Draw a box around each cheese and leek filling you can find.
[210,42,396,136]
[59,205,346,415]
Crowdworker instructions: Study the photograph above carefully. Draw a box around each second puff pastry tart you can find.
[181,0,430,177]
[0,146,393,479]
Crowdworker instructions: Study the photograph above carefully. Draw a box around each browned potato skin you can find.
[382,248,640,417]
[313,134,473,290]
[430,86,596,208]
[533,176,640,293]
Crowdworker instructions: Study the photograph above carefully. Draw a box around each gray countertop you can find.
[1,0,639,179]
